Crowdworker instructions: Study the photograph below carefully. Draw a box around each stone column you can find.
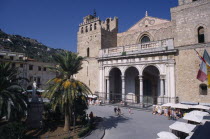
[169,63,176,103]
[160,75,164,97]
[139,75,143,104]
[99,67,103,98]
[121,75,125,101]
[160,75,165,104]
[106,76,110,102]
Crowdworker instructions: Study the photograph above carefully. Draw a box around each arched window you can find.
[107,19,110,31]
[90,24,92,31]
[141,35,150,43]
[94,23,97,30]
[198,26,205,43]
[87,47,89,57]
[81,27,83,33]
[85,26,88,32]
[199,84,207,95]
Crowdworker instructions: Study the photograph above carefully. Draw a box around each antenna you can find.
[145,11,148,17]
[93,9,97,17]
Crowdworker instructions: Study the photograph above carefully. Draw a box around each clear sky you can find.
[0,0,178,52]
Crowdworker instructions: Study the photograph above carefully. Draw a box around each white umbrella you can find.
[87,94,97,99]
[171,103,190,109]
[169,121,196,134]
[162,103,175,107]
[183,113,203,123]
[189,110,209,116]
[37,89,45,93]
[157,131,178,139]
[190,105,210,110]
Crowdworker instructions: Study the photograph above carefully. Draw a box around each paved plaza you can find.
[87,105,184,139]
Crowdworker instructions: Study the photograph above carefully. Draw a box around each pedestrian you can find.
[117,107,121,116]
[129,108,131,115]
[168,108,171,120]
[89,111,94,123]
[171,109,175,120]
[114,107,117,115]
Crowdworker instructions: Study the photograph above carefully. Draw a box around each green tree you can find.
[44,52,91,131]
[0,62,28,121]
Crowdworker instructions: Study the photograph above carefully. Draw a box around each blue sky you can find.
[0,0,178,52]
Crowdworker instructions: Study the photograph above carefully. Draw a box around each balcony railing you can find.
[99,38,174,57]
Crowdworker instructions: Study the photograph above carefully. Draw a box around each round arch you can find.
[123,65,140,76]
[109,67,122,102]
[136,32,154,44]
[195,23,207,43]
[124,66,140,103]
[142,65,160,105]
[107,66,123,77]
[140,64,161,76]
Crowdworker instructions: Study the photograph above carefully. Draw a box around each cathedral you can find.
[76,0,210,105]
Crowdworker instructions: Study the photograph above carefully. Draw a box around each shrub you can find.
[122,51,126,56]
[0,122,26,139]
[77,123,95,138]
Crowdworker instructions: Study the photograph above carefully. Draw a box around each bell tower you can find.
[77,12,118,93]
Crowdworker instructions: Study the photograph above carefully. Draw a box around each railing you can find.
[98,92,178,108]
[99,38,174,58]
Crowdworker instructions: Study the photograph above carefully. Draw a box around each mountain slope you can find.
[0,29,67,62]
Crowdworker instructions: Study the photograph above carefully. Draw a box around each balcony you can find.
[99,38,174,58]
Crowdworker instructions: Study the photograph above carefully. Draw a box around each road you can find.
[87,105,184,139]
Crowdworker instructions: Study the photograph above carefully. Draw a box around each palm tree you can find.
[0,62,28,121]
[45,51,91,131]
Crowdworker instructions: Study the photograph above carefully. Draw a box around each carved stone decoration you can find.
[139,18,156,27]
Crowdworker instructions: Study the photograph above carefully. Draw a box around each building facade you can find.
[77,0,210,105]
[0,47,56,90]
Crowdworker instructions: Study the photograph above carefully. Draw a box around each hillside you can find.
[0,29,67,62]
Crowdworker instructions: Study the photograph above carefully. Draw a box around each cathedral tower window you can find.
[90,24,92,31]
[87,47,90,57]
[81,27,83,33]
[198,26,205,43]
[107,19,110,31]
[140,35,150,43]
[199,84,207,95]
[94,23,97,30]
[85,26,88,32]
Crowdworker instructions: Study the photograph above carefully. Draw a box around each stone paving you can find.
[86,105,185,139]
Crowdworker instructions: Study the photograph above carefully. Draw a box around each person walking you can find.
[168,108,171,120]
[117,107,121,116]
[114,107,117,115]
[89,111,94,123]
[129,108,131,115]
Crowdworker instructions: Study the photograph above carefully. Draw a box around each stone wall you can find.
[175,44,210,103]
[117,18,173,47]
[171,0,210,47]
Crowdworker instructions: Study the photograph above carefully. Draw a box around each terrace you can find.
[99,38,174,58]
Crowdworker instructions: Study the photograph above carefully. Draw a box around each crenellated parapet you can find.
[78,15,118,34]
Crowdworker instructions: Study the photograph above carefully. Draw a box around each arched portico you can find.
[142,65,160,105]
[108,68,122,102]
[102,61,173,105]
[124,67,140,103]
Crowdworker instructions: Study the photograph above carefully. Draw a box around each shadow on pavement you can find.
[102,115,130,130]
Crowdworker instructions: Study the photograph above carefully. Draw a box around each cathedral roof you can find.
[127,16,170,31]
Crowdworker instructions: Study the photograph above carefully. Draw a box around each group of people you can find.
[88,99,102,105]
[114,107,121,116]
[152,105,183,120]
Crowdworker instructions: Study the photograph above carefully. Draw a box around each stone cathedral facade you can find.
[77,0,210,105]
